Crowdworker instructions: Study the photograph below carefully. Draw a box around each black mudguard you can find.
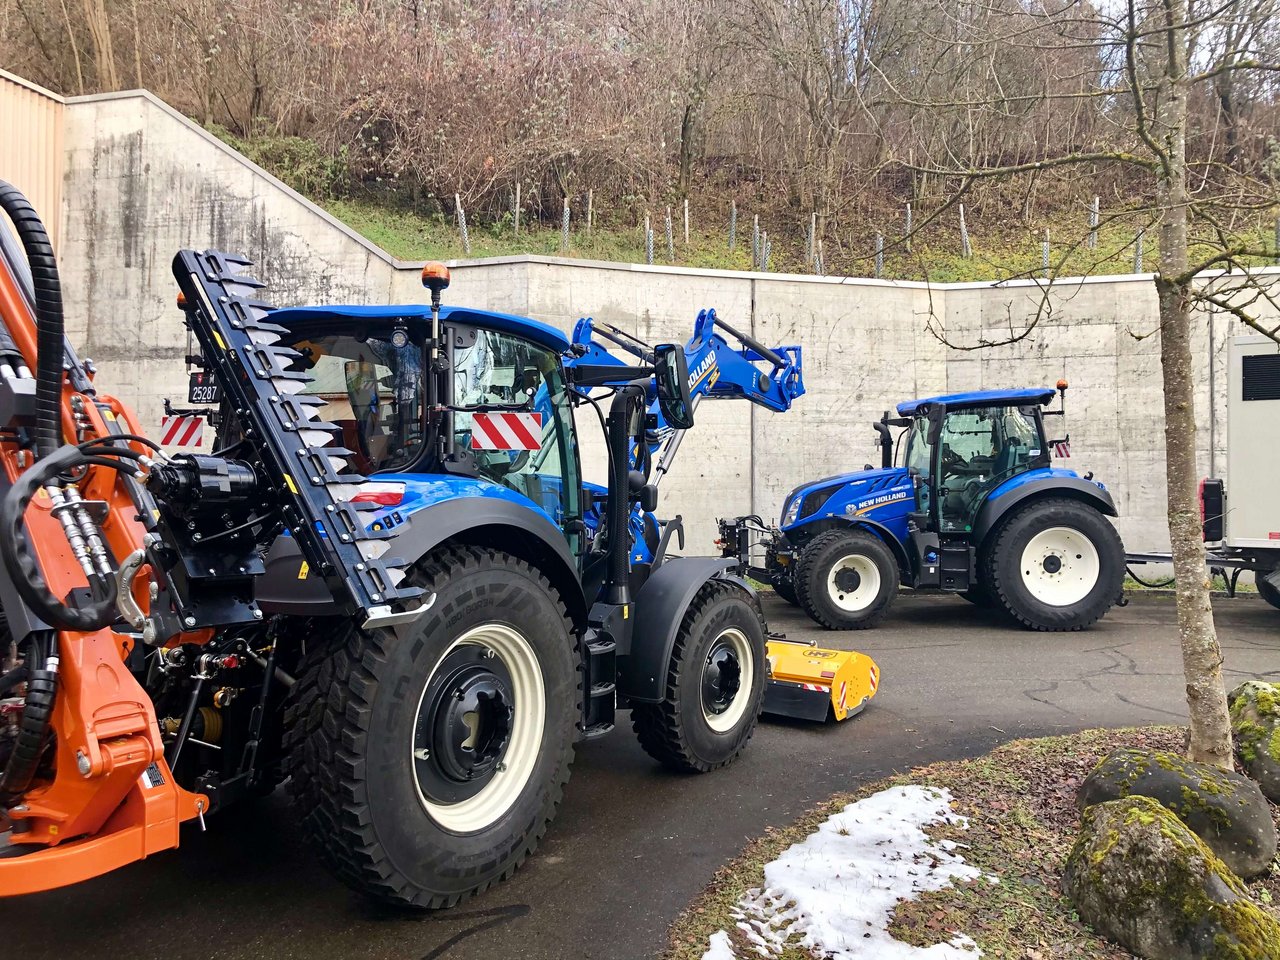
[972,477,1118,545]
[257,497,588,627]
[618,556,749,703]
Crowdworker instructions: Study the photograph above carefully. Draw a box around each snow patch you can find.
[701,785,984,959]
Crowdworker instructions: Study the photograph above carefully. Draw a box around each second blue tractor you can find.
[720,386,1127,632]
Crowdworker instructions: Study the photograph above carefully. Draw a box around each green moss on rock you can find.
[1079,748,1278,878]
[1064,796,1280,960]
[1229,680,1280,803]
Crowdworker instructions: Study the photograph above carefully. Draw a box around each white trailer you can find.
[1128,335,1280,608]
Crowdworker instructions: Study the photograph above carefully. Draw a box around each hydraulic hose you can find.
[0,181,63,460]
[0,183,132,631]
[0,631,57,804]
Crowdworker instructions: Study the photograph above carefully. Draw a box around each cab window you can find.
[293,332,426,474]
[452,328,580,527]
[936,405,1043,531]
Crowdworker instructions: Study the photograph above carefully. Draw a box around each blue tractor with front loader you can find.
[720,386,1126,632]
[0,178,872,916]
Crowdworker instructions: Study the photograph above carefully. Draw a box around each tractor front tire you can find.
[632,581,767,774]
[984,497,1124,631]
[1256,574,1280,611]
[283,546,578,908]
[794,529,899,630]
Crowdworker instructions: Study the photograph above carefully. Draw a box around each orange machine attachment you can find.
[0,197,206,895]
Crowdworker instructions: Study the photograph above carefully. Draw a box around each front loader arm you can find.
[569,309,804,481]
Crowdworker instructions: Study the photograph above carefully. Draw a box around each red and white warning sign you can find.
[868,667,879,694]
[470,412,543,451]
[1052,440,1072,458]
[160,415,205,448]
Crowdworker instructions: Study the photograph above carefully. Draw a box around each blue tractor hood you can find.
[784,466,905,505]
[780,465,915,534]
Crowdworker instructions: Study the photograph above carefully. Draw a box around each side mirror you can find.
[653,343,694,430]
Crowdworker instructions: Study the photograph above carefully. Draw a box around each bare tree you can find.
[895,0,1280,769]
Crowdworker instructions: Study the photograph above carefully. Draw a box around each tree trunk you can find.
[81,0,119,90]
[1154,0,1234,770]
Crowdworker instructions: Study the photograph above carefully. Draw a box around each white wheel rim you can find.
[701,627,755,733]
[827,554,881,612]
[1019,526,1101,606]
[411,623,545,833]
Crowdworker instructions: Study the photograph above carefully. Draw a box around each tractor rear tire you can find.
[632,581,767,773]
[283,545,578,908]
[794,529,899,630]
[984,497,1124,631]
[1256,574,1280,611]
[771,572,799,606]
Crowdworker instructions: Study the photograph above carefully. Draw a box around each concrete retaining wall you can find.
[52,88,1280,555]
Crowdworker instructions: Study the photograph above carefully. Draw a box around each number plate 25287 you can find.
[188,371,221,405]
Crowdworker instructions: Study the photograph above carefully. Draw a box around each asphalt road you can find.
[5,594,1278,960]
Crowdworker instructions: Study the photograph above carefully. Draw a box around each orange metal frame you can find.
[0,247,205,896]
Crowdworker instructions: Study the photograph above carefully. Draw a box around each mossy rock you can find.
[1079,748,1277,879]
[1064,796,1280,960]
[1229,680,1280,803]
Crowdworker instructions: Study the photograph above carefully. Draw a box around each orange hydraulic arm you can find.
[0,187,205,896]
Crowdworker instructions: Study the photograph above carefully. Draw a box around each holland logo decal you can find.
[470,412,544,451]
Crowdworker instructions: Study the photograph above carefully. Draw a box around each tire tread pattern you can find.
[282,544,577,908]
[984,496,1124,632]
[794,529,898,630]
[631,580,766,774]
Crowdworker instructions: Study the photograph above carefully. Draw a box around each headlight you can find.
[782,496,801,527]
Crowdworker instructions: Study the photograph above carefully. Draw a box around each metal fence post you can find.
[561,197,570,253]
[875,233,884,278]
[683,198,690,245]
[513,183,521,237]
[645,213,653,265]
[1088,196,1099,250]
[587,189,593,237]
[1135,230,1144,272]
[752,215,760,270]
[762,231,771,272]
[728,201,737,252]
[665,206,674,261]
[455,193,471,256]
[904,203,912,254]
[959,204,971,258]
[1042,229,1050,277]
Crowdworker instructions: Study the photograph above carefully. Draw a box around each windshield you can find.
[293,332,426,474]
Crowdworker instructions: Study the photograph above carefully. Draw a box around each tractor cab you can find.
[261,303,583,531]
[897,388,1060,535]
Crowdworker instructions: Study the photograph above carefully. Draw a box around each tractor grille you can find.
[800,487,836,519]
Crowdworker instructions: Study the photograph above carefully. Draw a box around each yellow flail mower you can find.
[763,638,880,722]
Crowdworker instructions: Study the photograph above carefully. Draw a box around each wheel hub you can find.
[1042,554,1063,574]
[833,567,862,593]
[414,647,515,805]
[701,641,743,717]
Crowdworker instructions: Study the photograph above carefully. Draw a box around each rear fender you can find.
[972,476,1118,545]
[618,557,747,703]
[258,497,587,629]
